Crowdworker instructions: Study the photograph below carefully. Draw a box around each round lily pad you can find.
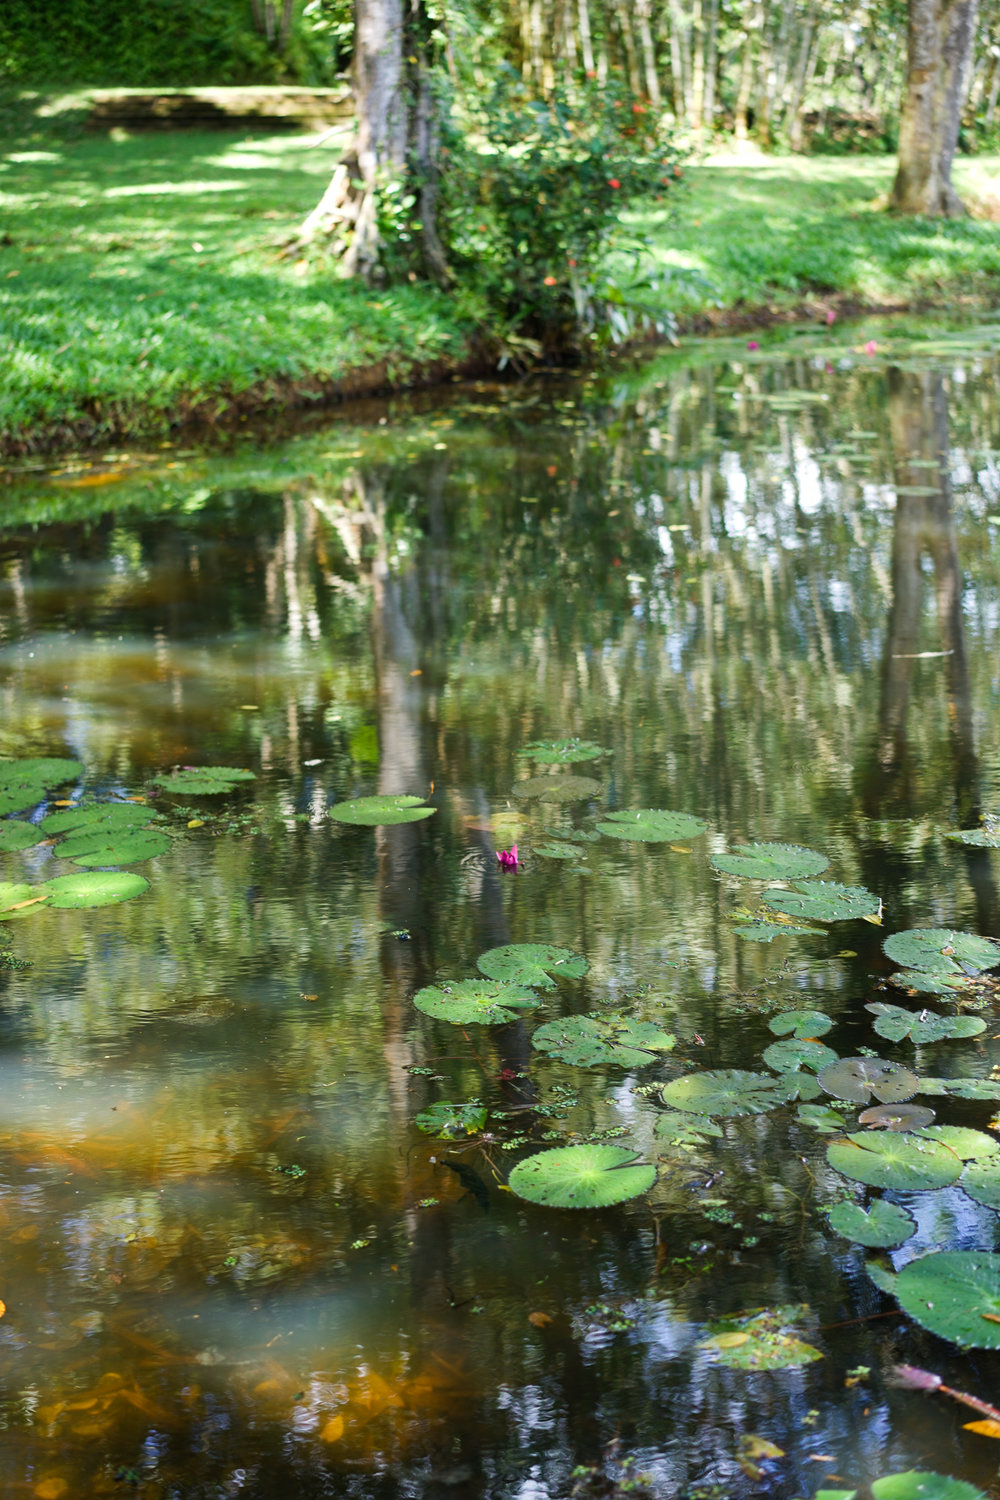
[868,1252,1000,1348]
[818,1057,918,1105]
[58,828,171,867]
[0,757,84,816]
[948,829,1000,848]
[596,809,708,843]
[42,871,150,908]
[532,1013,676,1067]
[413,979,541,1025]
[0,822,44,853]
[519,739,606,764]
[508,1144,656,1209]
[763,881,880,923]
[958,1156,1000,1209]
[0,881,47,920]
[511,775,602,804]
[871,1475,987,1500]
[763,1038,838,1073]
[866,1002,986,1044]
[918,1077,1000,1100]
[710,842,829,880]
[768,1009,834,1038]
[777,1070,824,1101]
[883,929,1000,976]
[661,1069,789,1117]
[330,794,436,826]
[155,766,256,796]
[535,841,580,859]
[826,1131,962,1191]
[732,918,824,942]
[918,1126,999,1161]
[40,803,153,835]
[477,943,587,990]
[858,1104,936,1131]
[654,1111,724,1144]
[415,1101,488,1139]
[827,1199,916,1248]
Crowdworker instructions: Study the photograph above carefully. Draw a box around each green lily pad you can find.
[653,1110,724,1144]
[508,1143,656,1208]
[868,1252,1000,1348]
[415,1101,489,1139]
[826,1199,916,1248]
[763,881,880,923]
[698,1304,823,1369]
[413,979,541,1025]
[918,1076,1000,1100]
[866,1002,986,1045]
[57,828,172,867]
[0,881,47,919]
[858,1104,936,1131]
[948,829,1000,848]
[40,803,154,835]
[768,1010,834,1038]
[661,1069,789,1117]
[826,1130,962,1191]
[888,969,971,996]
[0,757,84,816]
[477,943,587,990]
[882,928,1000,976]
[818,1057,919,1105]
[917,1126,999,1160]
[42,871,150,908]
[512,775,602,804]
[596,809,708,843]
[519,739,606,764]
[532,1013,676,1067]
[329,794,435,826]
[535,841,581,859]
[763,1038,838,1073]
[776,1070,824,1101]
[154,766,256,796]
[732,917,824,942]
[797,1102,848,1134]
[871,1474,987,1500]
[0,822,44,852]
[710,842,829,880]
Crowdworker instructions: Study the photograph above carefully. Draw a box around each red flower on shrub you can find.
[608,178,620,188]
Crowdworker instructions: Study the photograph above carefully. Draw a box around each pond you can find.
[2,316,1000,1500]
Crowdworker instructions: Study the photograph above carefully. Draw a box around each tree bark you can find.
[891,0,979,216]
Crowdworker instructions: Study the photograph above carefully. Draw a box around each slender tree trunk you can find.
[577,0,596,73]
[984,50,1000,126]
[615,0,644,96]
[690,0,705,130]
[668,0,691,120]
[785,10,819,148]
[891,0,979,215]
[702,0,719,135]
[635,0,663,106]
[733,15,758,140]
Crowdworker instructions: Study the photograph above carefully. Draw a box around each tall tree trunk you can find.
[702,0,719,136]
[635,0,663,106]
[733,15,758,140]
[891,0,979,215]
[577,0,596,73]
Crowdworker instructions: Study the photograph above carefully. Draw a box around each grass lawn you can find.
[2,117,999,455]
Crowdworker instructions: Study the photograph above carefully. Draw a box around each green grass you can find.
[2,121,999,454]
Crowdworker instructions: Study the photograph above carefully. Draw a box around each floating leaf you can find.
[818,1057,919,1105]
[0,822,43,853]
[0,881,47,920]
[763,881,880,923]
[858,1104,936,1131]
[477,943,587,990]
[948,830,1000,849]
[918,1126,998,1160]
[868,1253,1000,1349]
[871,1474,987,1500]
[596,809,707,843]
[888,970,971,996]
[519,739,606,764]
[883,929,1000,977]
[797,1102,848,1134]
[826,1131,961,1191]
[413,979,540,1025]
[763,1038,838,1073]
[710,842,828,880]
[508,1143,656,1208]
[698,1305,823,1369]
[532,1013,676,1067]
[768,1010,834,1038]
[57,828,171,867]
[155,766,256,796]
[827,1199,916,1248]
[512,775,602,804]
[918,1077,1000,1100]
[40,803,153,835]
[415,1101,488,1139]
[535,841,580,859]
[653,1110,724,1144]
[732,917,824,942]
[776,1070,824,1101]
[661,1069,789,1117]
[330,794,435,826]
[0,757,84,816]
[958,1158,1000,1209]
[42,871,150,908]
[867,1002,986,1045]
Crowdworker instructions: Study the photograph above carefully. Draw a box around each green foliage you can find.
[531,1013,676,1067]
[477,943,587,989]
[415,1100,488,1138]
[413,978,541,1025]
[661,1069,790,1117]
[762,880,880,922]
[518,739,606,764]
[762,1038,838,1073]
[826,1131,962,1191]
[155,767,256,796]
[826,1199,916,1248]
[868,1253,1000,1349]
[508,1143,656,1208]
[0,758,84,816]
[871,1476,987,1500]
[818,1057,918,1105]
[710,842,828,880]
[329,794,435,825]
[43,871,151,908]
[768,1009,833,1038]
[596,809,707,843]
[698,1305,823,1369]
[866,1002,985,1044]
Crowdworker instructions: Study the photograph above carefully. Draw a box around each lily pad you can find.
[797,1102,848,1134]
[698,1305,823,1369]
[867,1002,986,1044]
[535,841,581,859]
[0,822,44,853]
[776,1070,824,1101]
[827,1199,916,1248]
[57,828,172,867]
[763,1038,838,1073]
[818,1057,919,1105]
[653,1110,724,1144]
[858,1104,936,1131]
[710,842,828,880]
[512,775,602,804]
[871,1475,987,1500]
[508,1143,656,1208]
[42,871,150,908]
[532,1013,676,1067]
[826,1131,962,1191]
[918,1076,1000,1100]
[763,881,880,922]
[768,1009,834,1038]
[888,969,971,996]
[661,1069,789,1117]
[918,1126,999,1161]
[154,766,256,796]
[40,803,153,835]
[415,1101,489,1139]
[477,943,587,990]
[882,928,1000,976]
[330,794,435,826]
[596,809,708,843]
[0,757,84,816]
[413,979,541,1025]
[868,1251,1000,1348]
[732,917,824,942]
[0,881,47,920]
[948,829,1000,848]
[519,739,606,764]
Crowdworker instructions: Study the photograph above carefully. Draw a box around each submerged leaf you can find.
[508,1144,656,1208]
[826,1130,962,1191]
[596,809,707,842]
[532,1013,676,1067]
[512,775,602,804]
[710,842,828,880]
[868,1252,1000,1349]
[826,1198,916,1248]
[477,943,587,990]
[763,881,880,923]
[699,1305,823,1369]
[818,1057,918,1105]
[661,1069,789,1117]
[413,979,540,1025]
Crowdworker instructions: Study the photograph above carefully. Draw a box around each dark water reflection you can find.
[2,320,1000,1498]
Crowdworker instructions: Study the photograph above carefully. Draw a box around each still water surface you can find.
[2,319,1000,1499]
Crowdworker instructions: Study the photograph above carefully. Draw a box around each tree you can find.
[891,0,979,214]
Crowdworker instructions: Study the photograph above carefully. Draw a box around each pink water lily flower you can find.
[496,844,519,869]
[864,340,878,354]
[747,340,759,351]
[826,309,836,325]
